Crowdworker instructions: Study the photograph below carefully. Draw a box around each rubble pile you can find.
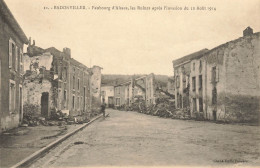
[130,99,191,120]
[90,107,103,117]
[22,109,90,127]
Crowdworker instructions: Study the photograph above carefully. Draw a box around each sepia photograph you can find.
[0,0,260,167]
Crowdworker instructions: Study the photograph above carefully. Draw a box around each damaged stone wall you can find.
[189,58,207,118]
[23,45,94,120]
[145,74,155,106]
[114,82,132,108]
[23,53,53,72]
[124,83,132,106]
[134,77,146,101]
[114,85,122,107]
[114,74,177,109]
[133,85,145,101]
[223,33,260,122]
[90,66,102,108]
[167,78,175,95]
[205,32,260,122]
[101,86,114,106]
[172,29,260,123]
[205,46,226,121]
[23,54,54,118]
[174,62,191,109]
[23,79,53,116]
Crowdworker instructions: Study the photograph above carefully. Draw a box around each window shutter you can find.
[9,83,11,111]
[14,84,16,111]
[9,40,12,68]
[15,46,18,71]
[20,49,23,74]
[216,66,219,82]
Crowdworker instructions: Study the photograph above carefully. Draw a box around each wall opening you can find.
[63,90,67,108]
[192,77,196,91]
[19,87,23,123]
[212,87,217,105]
[108,97,113,108]
[199,75,202,90]
[193,98,197,112]
[72,95,75,109]
[177,93,182,108]
[213,110,217,121]
[199,97,203,112]
[41,92,49,118]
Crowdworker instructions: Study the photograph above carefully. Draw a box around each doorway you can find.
[41,92,49,118]
[193,98,197,112]
[108,97,113,108]
[19,86,23,123]
[213,110,217,121]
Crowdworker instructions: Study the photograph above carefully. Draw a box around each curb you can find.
[11,114,105,168]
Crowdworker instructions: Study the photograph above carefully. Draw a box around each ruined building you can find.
[114,74,172,108]
[101,85,115,107]
[114,79,134,107]
[90,65,102,108]
[0,0,29,132]
[167,77,175,95]
[23,42,102,119]
[172,27,260,123]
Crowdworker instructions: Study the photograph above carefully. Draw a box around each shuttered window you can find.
[192,77,196,91]
[9,39,14,68]
[20,48,23,74]
[15,46,18,71]
[211,66,219,83]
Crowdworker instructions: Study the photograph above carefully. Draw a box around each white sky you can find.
[5,0,260,76]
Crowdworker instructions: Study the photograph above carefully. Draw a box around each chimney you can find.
[243,27,253,37]
[63,47,71,58]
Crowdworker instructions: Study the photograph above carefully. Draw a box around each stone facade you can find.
[114,81,133,107]
[173,49,209,112]
[114,74,163,108]
[90,66,102,108]
[101,86,114,107]
[23,44,101,120]
[145,74,156,106]
[173,27,260,123]
[0,0,28,132]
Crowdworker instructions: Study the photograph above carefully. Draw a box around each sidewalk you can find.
[0,123,87,167]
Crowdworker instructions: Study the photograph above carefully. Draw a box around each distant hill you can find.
[101,74,170,87]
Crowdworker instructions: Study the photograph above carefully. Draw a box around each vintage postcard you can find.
[0,0,260,167]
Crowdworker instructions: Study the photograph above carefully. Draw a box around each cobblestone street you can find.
[30,109,260,167]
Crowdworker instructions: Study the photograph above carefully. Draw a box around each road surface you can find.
[30,109,260,167]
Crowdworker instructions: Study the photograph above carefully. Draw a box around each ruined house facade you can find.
[114,74,163,107]
[0,0,28,132]
[101,85,114,107]
[23,44,101,119]
[173,49,209,115]
[114,81,133,107]
[173,27,260,123]
[167,78,175,95]
[90,66,102,108]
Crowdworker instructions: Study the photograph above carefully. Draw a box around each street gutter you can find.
[11,114,105,168]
